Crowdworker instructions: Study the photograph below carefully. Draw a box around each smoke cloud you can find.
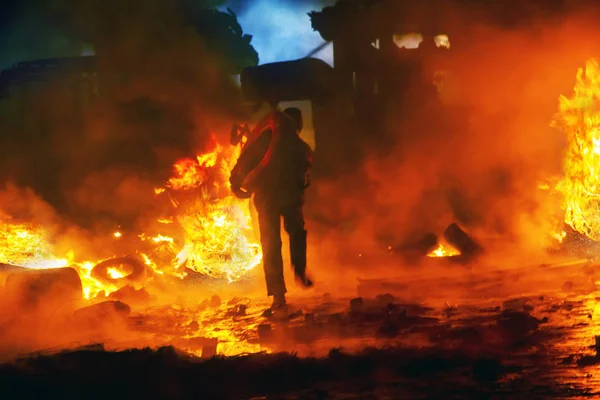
[1,0,260,230]
[4,0,600,295]
[303,1,600,289]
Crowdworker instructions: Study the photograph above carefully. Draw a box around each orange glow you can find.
[551,230,567,244]
[0,214,68,269]
[427,242,461,258]
[393,33,423,49]
[107,266,127,279]
[554,58,600,240]
[3,136,261,298]
[434,34,450,49]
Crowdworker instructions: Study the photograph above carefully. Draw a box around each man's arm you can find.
[302,143,313,189]
[230,129,272,192]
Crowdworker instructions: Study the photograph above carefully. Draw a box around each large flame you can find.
[0,137,261,298]
[554,58,600,240]
[160,140,262,282]
[0,214,68,269]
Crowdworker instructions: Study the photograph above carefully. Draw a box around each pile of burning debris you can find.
[392,222,483,264]
[0,135,264,357]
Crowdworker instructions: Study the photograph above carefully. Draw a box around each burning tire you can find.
[90,256,148,286]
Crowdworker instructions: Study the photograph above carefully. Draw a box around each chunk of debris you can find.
[288,309,304,320]
[108,285,152,305]
[5,267,82,313]
[226,303,248,318]
[236,304,247,316]
[261,308,272,318]
[497,310,545,342]
[257,324,273,342]
[73,300,131,324]
[227,297,241,305]
[503,298,533,313]
[350,297,364,312]
[391,232,438,262]
[443,223,483,262]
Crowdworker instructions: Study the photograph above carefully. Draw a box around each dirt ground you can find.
[2,256,600,399]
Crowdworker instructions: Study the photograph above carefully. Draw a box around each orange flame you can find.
[427,242,460,258]
[554,58,600,240]
[159,140,262,282]
[3,136,261,299]
[0,215,68,269]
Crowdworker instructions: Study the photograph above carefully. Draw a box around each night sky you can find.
[226,0,333,65]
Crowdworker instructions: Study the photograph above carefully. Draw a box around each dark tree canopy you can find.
[186,8,258,74]
[1,0,258,76]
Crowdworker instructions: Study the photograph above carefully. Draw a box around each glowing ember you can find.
[551,230,567,244]
[393,33,423,49]
[427,243,461,258]
[553,58,600,240]
[107,267,127,279]
[152,234,174,244]
[434,34,450,49]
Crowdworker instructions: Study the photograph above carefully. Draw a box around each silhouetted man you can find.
[230,107,313,310]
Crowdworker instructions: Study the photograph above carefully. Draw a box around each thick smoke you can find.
[304,1,600,286]
[4,0,600,291]
[1,0,259,232]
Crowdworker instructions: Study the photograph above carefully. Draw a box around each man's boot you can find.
[271,292,287,310]
[263,292,287,318]
[294,270,313,288]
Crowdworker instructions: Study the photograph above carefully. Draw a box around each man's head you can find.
[284,107,303,134]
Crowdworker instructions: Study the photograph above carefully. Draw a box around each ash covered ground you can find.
[3,255,600,399]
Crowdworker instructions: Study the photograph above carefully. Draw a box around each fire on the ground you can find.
[3,58,600,291]
[0,136,262,299]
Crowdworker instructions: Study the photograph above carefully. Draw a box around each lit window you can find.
[392,33,423,50]
[434,34,450,49]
